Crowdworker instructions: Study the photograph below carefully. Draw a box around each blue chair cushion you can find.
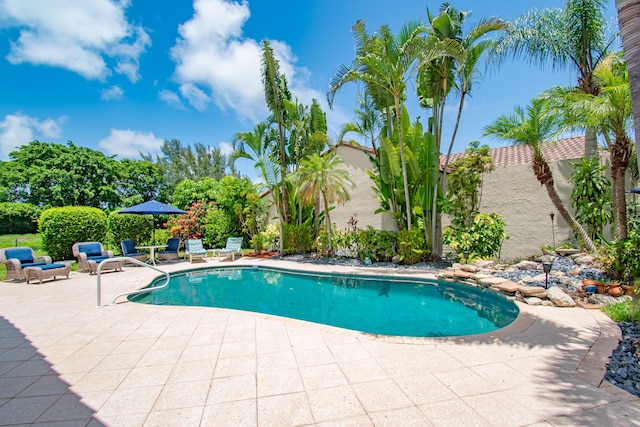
[121,240,137,255]
[129,252,147,257]
[38,263,66,271]
[87,255,110,263]
[79,243,102,257]
[5,248,34,264]
[20,261,47,268]
[165,238,180,252]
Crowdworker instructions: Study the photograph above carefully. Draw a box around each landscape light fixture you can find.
[542,261,553,289]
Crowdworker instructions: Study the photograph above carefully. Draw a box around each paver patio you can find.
[0,257,639,426]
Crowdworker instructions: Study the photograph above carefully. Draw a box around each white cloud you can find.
[158,89,186,109]
[169,0,318,122]
[98,129,163,158]
[219,141,232,156]
[101,85,124,100]
[0,112,64,159]
[0,0,150,82]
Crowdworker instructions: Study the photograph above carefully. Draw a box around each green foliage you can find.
[107,211,153,253]
[601,299,640,322]
[446,142,494,228]
[0,141,161,209]
[282,223,312,254]
[570,157,613,241]
[142,139,230,196]
[356,227,397,262]
[602,227,640,283]
[39,206,108,260]
[204,207,237,248]
[250,231,269,254]
[0,203,42,234]
[397,228,427,264]
[443,212,508,259]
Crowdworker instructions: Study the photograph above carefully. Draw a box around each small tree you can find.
[570,158,613,242]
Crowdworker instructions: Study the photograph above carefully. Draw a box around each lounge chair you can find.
[185,239,208,263]
[157,237,180,262]
[120,240,148,264]
[212,237,243,261]
[72,241,115,272]
[0,247,53,281]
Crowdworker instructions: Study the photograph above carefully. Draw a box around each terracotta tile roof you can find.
[441,136,589,168]
[337,136,599,170]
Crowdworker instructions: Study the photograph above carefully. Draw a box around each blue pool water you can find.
[131,267,519,337]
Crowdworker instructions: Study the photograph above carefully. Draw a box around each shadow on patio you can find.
[0,315,105,426]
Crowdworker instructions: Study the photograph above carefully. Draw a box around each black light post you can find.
[463,250,469,264]
[542,261,553,289]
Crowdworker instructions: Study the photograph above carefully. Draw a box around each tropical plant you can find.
[483,97,598,254]
[290,153,354,255]
[443,212,508,259]
[616,0,640,169]
[445,141,494,229]
[552,53,633,239]
[261,40,292,235]
[492,0,618,159]
[328,19,425,231]
[569,157,613,241]
[337,93,383,155]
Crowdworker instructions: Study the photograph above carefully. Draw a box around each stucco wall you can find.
[477,160,576,260]
[330,145,396,231]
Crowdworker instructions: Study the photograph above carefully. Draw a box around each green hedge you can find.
[108,211,153,254]
[0,202,42,234]
[39,206,108,260]
[283,223,312,254]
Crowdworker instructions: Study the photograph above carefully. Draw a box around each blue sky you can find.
[0,0,619,177]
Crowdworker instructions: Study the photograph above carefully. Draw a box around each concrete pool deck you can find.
[0,257,639,426]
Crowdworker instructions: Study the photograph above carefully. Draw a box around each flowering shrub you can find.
[165,201,213,241]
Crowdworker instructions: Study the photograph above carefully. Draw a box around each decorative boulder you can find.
[547,287,576,307]
[525,297,543,306]
[574,255,595,265]
[513,260,539,270]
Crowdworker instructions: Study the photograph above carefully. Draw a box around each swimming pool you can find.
[131,266,519,337]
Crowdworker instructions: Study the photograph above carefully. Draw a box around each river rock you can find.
[519,286,546,296]
[547,287,576,307]
[574,255,595,265]
[513,260,539,270]
[590,294,633,306]
[525,297,543,305]
[461,264,477,273]
[474,260,495,269]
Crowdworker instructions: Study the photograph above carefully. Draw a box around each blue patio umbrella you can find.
[118,200,186,244]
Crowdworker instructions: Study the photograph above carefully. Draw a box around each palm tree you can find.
[616,0,640,169]
[418,3,504,257]
[493,0,617,159]
[550,53,633,239]
[483,97,598,254]
[337,94,383,155]
[261,41,292,226]
[328,20,424,231]
[291,153,355,255]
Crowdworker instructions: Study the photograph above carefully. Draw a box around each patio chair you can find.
[212,237,243,261]
[72,242,115,272]
[185,239,208,263]
[120,240,147,265]
[0,247,53,281]
[158,237,181,262]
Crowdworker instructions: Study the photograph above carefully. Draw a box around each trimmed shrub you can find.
[357,227,397,262]
[0,202,42,234]
[108,211,153,254]
[39,206,108,260]
[204,207,237,248]
[443,212,508,259]
[282,223,312,254]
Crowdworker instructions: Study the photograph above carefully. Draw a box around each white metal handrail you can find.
[95,256,170,307]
